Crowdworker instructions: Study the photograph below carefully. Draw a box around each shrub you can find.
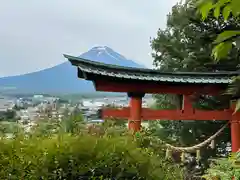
[0,122,21,135]
[203,153,240,180]
[0,132,182,179]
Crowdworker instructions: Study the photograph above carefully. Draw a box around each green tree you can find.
[0,122,20,135]
[150,1,240,178]
[2,110,16,121]
[195,0,240,111]
[61,110,85,134]
[195,0,240,60]
[150,0,239,147]
[193,1,240,179]
[151,2,240,72]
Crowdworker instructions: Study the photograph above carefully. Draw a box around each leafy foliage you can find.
[31,112,85,137]
[0,122,182,179]
[151,2,240,71]
[0,122,21,136]
[151,0,232,149]
[196,0,240,60]
[0,110,16,121]
[150,1,239,178]
[195,0,240,111]
[203,153,240,179]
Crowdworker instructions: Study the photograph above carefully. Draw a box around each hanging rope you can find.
[165,122,228,152]
[146,122,229,153]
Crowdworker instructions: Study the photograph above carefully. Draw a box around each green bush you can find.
[0,122,21,135]
[203,153,240,180]
[0,132,182,179]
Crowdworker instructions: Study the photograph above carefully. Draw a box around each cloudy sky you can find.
[0,0,178,77]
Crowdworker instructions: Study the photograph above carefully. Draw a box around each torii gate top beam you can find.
[64,54,239,95]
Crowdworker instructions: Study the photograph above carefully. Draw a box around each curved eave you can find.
[64,54,240,84]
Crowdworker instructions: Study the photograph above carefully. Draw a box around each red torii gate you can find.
[64,54,240,152]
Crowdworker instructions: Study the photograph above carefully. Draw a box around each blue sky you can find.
[0,0,179,77]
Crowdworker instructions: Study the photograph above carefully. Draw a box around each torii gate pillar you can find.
[231,120,240,152]
[231,102,240,152]
[128,93,145,132]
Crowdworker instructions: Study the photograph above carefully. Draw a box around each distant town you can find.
[0,93,154,130]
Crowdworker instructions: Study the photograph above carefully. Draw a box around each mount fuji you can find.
[0,46,144,94]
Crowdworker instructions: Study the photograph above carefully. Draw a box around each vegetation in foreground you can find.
[0,116,182,180]
[203,155,240,179]
[1,114,240,179]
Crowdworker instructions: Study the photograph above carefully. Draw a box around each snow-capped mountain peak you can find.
[79,46,144,68]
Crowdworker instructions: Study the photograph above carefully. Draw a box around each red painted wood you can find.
[128,97,142,131]
[141,109,231,121]
[94,80,224,95]
[231,103,240,152]
[102,107,129,119]
[230,119,240,152]
[182,95,194,112]
[102,108,231,121]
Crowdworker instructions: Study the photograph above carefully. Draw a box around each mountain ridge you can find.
[0,46,144,94]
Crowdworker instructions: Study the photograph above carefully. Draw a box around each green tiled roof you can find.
[64,54,240,84]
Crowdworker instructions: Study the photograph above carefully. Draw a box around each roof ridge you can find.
[64,54,240,77]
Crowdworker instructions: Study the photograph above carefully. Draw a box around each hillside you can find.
[0,46,144,94]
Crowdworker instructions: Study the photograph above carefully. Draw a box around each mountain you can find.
[0,46,144,94]
[80,46,144,67]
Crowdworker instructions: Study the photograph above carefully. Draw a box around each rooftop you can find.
[64,54,240,84]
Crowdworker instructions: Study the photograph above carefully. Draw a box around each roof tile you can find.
[64,55,239,85]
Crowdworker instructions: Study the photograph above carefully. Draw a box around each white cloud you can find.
[0,0,179,77]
